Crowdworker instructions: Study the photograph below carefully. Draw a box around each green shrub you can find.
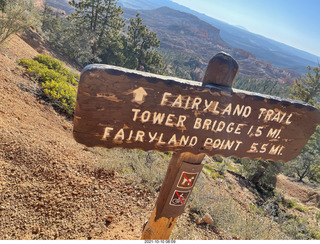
[202,164,217,179]
[282,217,314,239]
[315,211,320,223]
[311,231,320,239]
[42,80,76,116]
[34,55,79,85]
[202,163,225,179]
[19,55,78,116]
[35,54,65,71]
[295,205,308,212]
[282,198,297,208]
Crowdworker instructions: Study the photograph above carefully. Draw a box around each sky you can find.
[171,0,320,57]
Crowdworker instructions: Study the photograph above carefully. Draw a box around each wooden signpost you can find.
[73,52,320,240]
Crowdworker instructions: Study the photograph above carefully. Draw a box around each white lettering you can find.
[191,97,202,110]
[267,128,281,138]
[216,121,226,132]
[222,103,232,115]
[135,130,145,142]
[202,119,212,130]
[226,122,235,133]
[132,109,141,121]
[158,133,166,145]
[204,100,213,111]
[161,92,172,105]
[177,115,187,128]
[141,110,151,123]
[184,96,191,109]
[153,112,166,125]
[149,132,158,142]
[114,129,125,141]
[102,127,114,140]
[172,95,183,107]
[180,135,189,146]
[127,130,133,141]
[285,113,293,125]
[165,114,175,127]
[234,124,246,134]
[189,136,198,146]
[168,134,177,145]
[258,108,267,119]
[194,118,202,129]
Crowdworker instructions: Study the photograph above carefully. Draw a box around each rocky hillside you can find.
[0,31,158,240]
[118,0,319,74]
[123,7,301,83]
[0,29,320,240]
[42,0,302,83]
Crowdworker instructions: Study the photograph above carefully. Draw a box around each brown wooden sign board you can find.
[73,64,320,163]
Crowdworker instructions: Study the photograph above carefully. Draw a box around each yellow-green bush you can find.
[42,80,76,116]
[202,164,224,179]
[34,55,78,85]
[18,55,78,116]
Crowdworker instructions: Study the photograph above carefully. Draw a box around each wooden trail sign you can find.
[73,52,320,240]
[73,58,320,163]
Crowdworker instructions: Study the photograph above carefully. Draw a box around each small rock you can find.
[106,215,113,223]
[202,213,214,226]
[0,205,5,211]
[88,232,94,240]
[32,227,41,234]
[197,213,214,226]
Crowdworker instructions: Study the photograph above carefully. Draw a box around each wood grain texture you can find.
[72,53,320,240]
[141,152,205,240]
[73,64,320,162]
[140,53,235,240]
[202,52,239,87]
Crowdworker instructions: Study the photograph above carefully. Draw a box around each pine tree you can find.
[68,0,125,63]
[285,65,320,182]
[124,13,164,74]
[0,0,39,44]
[290,65,320,106]
[0,0,6,12]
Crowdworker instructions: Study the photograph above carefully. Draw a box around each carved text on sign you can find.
[73,64,320,162]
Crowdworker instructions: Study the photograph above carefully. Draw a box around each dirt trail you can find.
[276,174,320,208]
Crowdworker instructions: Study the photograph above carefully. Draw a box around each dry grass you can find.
[92,148,170,193]
[180,172,288,240]
[92,149,319,240]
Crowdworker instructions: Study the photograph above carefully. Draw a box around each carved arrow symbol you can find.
[132,87,148,104]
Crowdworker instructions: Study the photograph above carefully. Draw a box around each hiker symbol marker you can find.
[170,190,191,206]
[177,171,199,188]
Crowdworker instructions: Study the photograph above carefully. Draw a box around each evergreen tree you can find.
[124,13,164,74]
[0,0,5,12]
[41,1,164,71]
[68,0,125,63]
[290,65,320,106]
[42,1,59,33]
[0,0,39,44]
[285,65,320,182]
